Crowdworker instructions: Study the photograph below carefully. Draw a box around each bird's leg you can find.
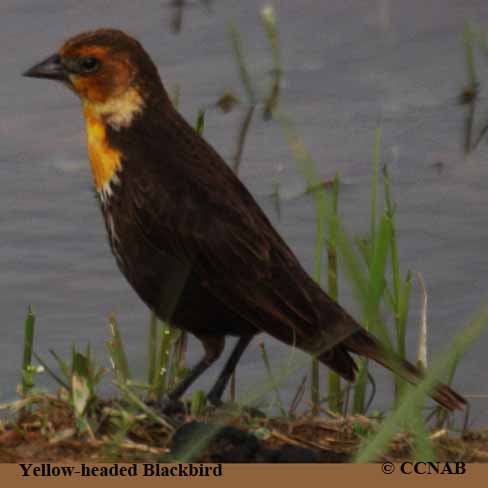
[206,335,253,406]
[157,334,225,414]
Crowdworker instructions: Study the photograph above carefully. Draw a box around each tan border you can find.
[0,463,486,487]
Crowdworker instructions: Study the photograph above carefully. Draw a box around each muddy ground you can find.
[1,395,487,463]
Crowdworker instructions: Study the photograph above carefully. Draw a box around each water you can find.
[1,0,488,424]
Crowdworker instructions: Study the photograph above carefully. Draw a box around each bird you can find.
[23,29,465,412]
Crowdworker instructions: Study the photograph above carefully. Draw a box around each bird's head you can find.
[24,29,170,195]
[23,29,165,128]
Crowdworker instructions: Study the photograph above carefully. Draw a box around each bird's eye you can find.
[80,57,100,73]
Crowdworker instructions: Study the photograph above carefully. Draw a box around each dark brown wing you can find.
[126,159,322,339]
[120,115,328,335]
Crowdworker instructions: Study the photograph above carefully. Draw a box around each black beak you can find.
[23,54,67,81]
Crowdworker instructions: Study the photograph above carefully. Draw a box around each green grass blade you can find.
[33,352,70,391]
[106,315,130,384]
[370,127,382,249]
[327,175,342,412]
[191,390,207,417]
[228,22,257,105]
[71,352,91,418]
[395,271,412,402]
[366,213,392,347]
[232,105,255,173]
[327,175,340,299]
[398,272,412,354]
[153,322,177,399]
[382,166,400,306]
[49,349,71,382]
[168,329,186,389]
[147,311,158,386]
[353,128,390,413]
[260,5,282,119]
[196,109,205,135]
[116,382,176,432]
[410,408,437,462]
[21,306,36,396]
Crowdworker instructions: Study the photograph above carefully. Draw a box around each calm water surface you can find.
[2,0,488,424]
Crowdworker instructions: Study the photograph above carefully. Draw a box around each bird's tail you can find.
[321,328,466,411]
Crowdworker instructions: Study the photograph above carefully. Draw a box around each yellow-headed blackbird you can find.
[24,29,465,411]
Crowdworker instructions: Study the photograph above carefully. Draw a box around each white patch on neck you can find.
[88,87,145,131]
[99,170,121,205]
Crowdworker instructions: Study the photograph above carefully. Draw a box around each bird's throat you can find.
[83,105,122,196]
